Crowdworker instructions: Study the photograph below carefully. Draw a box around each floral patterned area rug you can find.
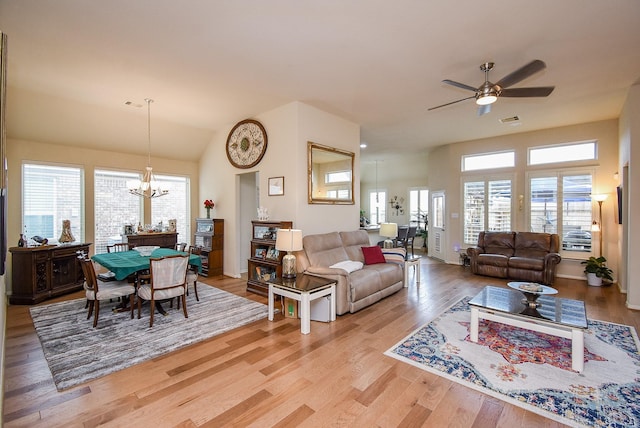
[385,297,640,428]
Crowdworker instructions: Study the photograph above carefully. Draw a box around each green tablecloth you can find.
[92,248,202,281]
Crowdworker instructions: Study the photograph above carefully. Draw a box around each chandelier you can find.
[128,98,168,198]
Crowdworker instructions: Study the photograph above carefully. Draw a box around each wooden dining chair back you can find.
[78,254,135,327]
[405,226,418,257]
[135,255,189,327]
[107,243,133,253]
[186,245,202,302]
[395,226,409,248]
[175,242,187,252]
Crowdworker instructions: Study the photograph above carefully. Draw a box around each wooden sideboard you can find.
[9,243,91,304]
[124,232,177,249]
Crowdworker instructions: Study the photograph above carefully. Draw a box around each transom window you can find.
[528,141,596,165]
[462,151,515,172]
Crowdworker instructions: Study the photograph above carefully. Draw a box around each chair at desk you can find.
[395,226,417,258]
[394,226,409,247]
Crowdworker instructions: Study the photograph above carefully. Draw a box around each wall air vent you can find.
[499,115,520,124]
[124,101,143,108]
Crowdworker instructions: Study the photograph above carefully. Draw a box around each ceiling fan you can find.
[428,59,555,116]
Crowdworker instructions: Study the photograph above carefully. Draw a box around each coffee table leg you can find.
[572,329,584,372]
[470,307,479,342]
[268,284,274,321]
[300,292,311,334]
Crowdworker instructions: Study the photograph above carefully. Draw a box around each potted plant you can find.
[581,256,613,286]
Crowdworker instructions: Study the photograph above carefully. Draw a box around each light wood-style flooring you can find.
[3,255,638,427]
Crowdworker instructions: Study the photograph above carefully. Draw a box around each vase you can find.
[586,272,602,286]
[206,208,211,219]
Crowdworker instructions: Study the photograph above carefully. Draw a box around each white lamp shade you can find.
[379,223,398,239]
[275,229,303,252]
[592,194,608,202]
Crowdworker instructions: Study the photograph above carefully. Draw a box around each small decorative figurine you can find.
[257,207,269,221]
[59,219,75,243]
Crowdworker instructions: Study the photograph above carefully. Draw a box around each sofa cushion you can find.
[382,247,406,264]
[477,253,510,267]
[514,232,552,259]
[483,232,516,257]
[509,256,544,270]
[339,230,370,262]
[362,246,386,265]
[302,232,349,267]
[349,268,383,300]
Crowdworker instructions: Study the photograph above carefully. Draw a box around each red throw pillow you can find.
[361,246,386,265]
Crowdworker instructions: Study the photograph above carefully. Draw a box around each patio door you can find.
[431,191,446,261]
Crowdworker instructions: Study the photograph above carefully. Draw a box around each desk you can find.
[267,274,336,334]
[92,248,201,281]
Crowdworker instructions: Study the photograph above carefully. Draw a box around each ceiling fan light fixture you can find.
[476,94,497,105]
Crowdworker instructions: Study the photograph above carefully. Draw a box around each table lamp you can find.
[379,223,398,248]
[275,229,303,278]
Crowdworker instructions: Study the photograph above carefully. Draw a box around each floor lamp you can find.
[591,194,608,257]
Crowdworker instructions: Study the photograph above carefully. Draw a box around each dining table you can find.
[92,247,201,281]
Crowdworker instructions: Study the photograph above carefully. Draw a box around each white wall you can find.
[619,83,640,308]
[199,102,360,278]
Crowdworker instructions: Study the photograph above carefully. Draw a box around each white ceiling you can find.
[1,1,639,162]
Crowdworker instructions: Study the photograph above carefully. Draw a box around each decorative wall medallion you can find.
[226,119,268,168]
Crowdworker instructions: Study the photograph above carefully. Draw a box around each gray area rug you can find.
[30,284,268,391]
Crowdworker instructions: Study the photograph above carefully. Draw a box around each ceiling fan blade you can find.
[477,104,491,116]
[443,79,478,92]
[495,59,547,89]
[428,96,476,111]
[501,86,555,97]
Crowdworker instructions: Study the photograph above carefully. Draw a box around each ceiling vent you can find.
[499,115,521,124]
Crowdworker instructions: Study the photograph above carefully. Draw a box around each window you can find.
[151,174,190,246]
[325,170,351,183]
[369,190,386,225]
[462,151,515,171]
[528,141,596,165]
[463,178,512,245]
[94,170,142,254]
[529,172,593,253]
[22,163,84,243]
[409,188,429,228]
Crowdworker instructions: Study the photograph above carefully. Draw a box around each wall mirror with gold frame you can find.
[307,142,355,205]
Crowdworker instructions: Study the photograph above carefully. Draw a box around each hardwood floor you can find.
[3,257,638,427]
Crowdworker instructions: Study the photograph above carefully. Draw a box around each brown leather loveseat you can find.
[466,231,561,285]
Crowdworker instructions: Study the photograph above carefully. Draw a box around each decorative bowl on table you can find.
[132,246,159,257]
[507,281,558,308]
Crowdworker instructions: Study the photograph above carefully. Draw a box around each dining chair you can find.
[394,226,409,248]
[186,245,202,301]
[405,226,418,258]
[107,243,134,253]
[134,255,189,327]
[78,254,135,327]
[173,245,202,310]
[175,242,187,252]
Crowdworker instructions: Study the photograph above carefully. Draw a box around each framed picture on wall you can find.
[268,176,284,196]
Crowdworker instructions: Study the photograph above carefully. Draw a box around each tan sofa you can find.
[295,230,404,315]
[466,231,561,285]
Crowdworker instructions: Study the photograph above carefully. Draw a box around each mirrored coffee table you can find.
[469,285,588,372]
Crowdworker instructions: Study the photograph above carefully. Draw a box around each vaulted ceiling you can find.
[1,1,639,162]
